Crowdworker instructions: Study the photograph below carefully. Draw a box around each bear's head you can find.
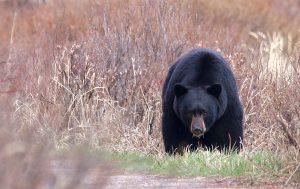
[173,83,222,138]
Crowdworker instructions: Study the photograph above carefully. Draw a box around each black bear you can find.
[162,48,243,154]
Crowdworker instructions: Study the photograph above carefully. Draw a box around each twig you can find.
[7,11,17,64]
[0,12,18,93]
[285,162,300,185]
[276,114,298,149]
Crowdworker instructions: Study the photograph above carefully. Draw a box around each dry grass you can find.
[0,0,300,187]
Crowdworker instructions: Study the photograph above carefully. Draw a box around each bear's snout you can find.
[191,114,206,138]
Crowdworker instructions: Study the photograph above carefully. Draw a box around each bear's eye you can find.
[201,110,207,116]
[186,112,193,118]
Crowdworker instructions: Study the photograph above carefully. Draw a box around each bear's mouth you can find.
[192,128,205,138]
[192,131,204,138]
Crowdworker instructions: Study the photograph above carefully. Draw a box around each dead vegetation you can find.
[0,0,300,187]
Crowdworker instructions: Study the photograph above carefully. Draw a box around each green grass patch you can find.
[105,150,283,180]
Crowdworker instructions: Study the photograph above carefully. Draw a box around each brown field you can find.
[0,0,299,188]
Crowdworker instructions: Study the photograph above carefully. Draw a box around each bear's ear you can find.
[207,83,222,99]
[174,84,188,98]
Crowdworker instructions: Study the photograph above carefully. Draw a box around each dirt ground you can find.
[50,160,299,189]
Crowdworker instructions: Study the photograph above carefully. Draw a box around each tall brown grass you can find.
[0,0,300,186]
